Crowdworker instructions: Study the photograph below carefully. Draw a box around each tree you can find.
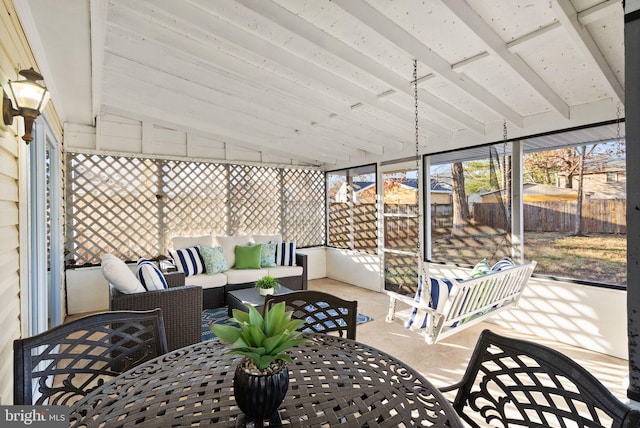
[461,160,493,195]
[575,145,587,235]
[523,152,559,184]
[451,161,469,236]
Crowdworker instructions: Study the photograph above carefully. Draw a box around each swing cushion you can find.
[470,259,491,277]
[405,275,453,330]
[491,257,515,271]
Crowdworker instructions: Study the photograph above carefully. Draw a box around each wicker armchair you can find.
[110,278,202,351]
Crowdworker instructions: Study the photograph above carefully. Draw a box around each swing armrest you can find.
[385,291,442,313]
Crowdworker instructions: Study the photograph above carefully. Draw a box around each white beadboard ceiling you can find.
[17,0,625,168]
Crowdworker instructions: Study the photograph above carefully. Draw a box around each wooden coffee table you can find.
[226,286,294,317]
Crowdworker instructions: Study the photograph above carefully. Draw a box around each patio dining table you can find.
[69,334,462,427]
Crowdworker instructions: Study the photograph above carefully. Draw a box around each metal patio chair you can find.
[14,309,167,405]
[440,329,640,428]
[265,290,358,340]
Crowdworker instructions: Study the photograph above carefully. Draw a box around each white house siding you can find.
[0,1,63,404]
[0,125,21,405]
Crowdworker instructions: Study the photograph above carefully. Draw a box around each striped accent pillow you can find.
[405,275,453,330]
[169,246,205,277]
[491,257,515,272]
[275,242,296,266]
[136,258,168,291]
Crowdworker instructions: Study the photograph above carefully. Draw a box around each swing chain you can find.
[413,59,421,260]
[616,104,622,145]
[503,120,508,143]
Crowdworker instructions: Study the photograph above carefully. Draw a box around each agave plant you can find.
[211,302,310,372]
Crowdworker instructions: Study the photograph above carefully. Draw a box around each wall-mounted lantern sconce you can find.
[2,68,50,144]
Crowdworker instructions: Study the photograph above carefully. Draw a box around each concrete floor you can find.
[308,277,630,404]
[67,276,630,405]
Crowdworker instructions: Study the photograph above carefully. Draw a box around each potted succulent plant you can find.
[211,302,309,422]
[255,274,280,296]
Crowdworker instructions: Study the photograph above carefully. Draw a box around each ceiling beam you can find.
[115,0,451,136]
[102,54,394,165]
[578,0,621,25]
[232,0,484,134]
[442,0,570,119]
[104,25,402,155]
[333,0,524,128]
[106,8,412,151]
[550,0,624,103]
[451,52,491,71]
[103,42,390,156]
[90,0,107,123]
[506,21,564,52]
[106,12,353,124]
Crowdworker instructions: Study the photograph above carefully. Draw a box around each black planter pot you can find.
[233,359,289,421]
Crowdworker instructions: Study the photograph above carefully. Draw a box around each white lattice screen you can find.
[65,153,325,266]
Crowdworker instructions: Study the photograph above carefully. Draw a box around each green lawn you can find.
[430,230,626,286]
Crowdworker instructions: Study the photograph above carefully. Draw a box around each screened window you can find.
[425,122,626,287]
[522,124,626,286]
[429,145,512,267]
[327,164,377,254]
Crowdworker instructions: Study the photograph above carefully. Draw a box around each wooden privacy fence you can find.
[473,199,626,234]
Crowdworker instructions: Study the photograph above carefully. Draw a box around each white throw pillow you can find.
[252,234,282,244]
[172,235,214,250]
[137,258,168,291]
[216,235,252,268]
[101,253,145,294]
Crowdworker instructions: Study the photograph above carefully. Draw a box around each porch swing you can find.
[384,60,536,344]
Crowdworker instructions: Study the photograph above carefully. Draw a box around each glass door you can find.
[381,162,421,296]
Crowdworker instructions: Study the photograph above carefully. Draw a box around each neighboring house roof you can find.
[352,179,452,193]
[353,181,375,192]
[557,159,626,176]
[479,183,578,202]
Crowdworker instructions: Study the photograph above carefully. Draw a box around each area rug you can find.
[202,307,373,341]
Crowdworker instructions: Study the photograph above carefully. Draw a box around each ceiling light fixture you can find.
[2,68,50,144]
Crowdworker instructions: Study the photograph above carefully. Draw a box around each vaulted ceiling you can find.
[18,0,625,168]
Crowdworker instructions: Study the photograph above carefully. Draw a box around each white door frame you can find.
[23,117,62,335]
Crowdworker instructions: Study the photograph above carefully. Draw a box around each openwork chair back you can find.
[14,309,168,405]
[440,329,640,428]
[265,291,358,340]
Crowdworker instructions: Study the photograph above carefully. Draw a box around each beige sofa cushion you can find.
[184,272,227,289]
[224,268,270,284]
[252,234,282,244]
[172,235,214,250]
[267,265,303,279]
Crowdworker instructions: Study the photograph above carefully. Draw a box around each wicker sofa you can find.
[170,234,308,309]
